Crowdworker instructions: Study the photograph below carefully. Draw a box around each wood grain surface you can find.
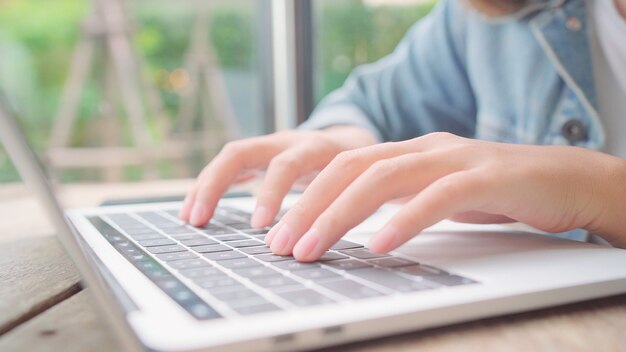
[0,236,80,335]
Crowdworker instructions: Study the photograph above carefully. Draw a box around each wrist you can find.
[585,156,626,247]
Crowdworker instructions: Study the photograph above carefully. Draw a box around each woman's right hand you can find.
[179,126,378,229]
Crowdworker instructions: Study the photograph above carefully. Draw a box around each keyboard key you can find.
[195,276,239,289]
[201,229,237,236]
[227,223,255,230]
[318,252,348,261]
[399,265,445,276]
[113,241,133,250]
[156,251,198,262]
[170,289,196,304]
[233,266,281,279]
[146,245,187,254]
[212,234,248,242]
[191,244,232,253]
[349,268,432,293]
[162,209,180,218]
[127,253,151,262]
[155,278,185,292]
[138,239,176,247]
[225,296,271,309]
[323,259,372,271]
[239,246,273,255]
[144,268,173,280]
[128,233,165,241]
[169,234,206,241]
[136,260,160,272]
[203,251,246,261]
[184,302,221,320]
[424,275,476,287]
[249,234,268,240]
[276,289,335,307]
[214,216,246,226]
[124,227,157,235]
[251,276,301,289]
[208,283,249,295]
[180,238,218,247]
[231,303,281,315]
[272,260,320,271]
[198,223,226,231]
[368,257,416,268]
[339,248,389,259]
[217,207,253,220]
[212,289,259,301]
[161,227,196,235]
[241,229,270,235]
[319,280,384,299]
[292,268,343,281]
[217,258,261,269]
[169,258,212,270]
[330,240,363,250]
[179,267,223,279]
[228,239,265,248]
[255,254,294,262]
[118,246,145,258]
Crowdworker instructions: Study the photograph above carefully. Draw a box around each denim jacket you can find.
[300,0,597,240]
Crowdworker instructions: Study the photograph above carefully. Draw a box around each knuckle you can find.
[435,174,476,200]
[220,141,245,158]
[420,131,458,144]
[286,201,308,220]
[330,149,367,171]
[367,159,401,182]
[269,152,302,171]
[400,206,423,227]
[195,181,215,201]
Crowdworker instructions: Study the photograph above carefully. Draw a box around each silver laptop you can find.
[2,100,626,352]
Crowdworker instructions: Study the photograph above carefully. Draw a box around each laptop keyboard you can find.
[89,207,477,320]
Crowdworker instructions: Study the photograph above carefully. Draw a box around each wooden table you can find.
[1,180,625,351]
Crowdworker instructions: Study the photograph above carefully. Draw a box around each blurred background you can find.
[0,0,436,184]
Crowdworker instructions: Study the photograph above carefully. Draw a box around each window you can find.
[311,0,437,104]
[0,0,273,182]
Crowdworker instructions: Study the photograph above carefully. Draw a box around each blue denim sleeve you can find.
[299,0,477,142]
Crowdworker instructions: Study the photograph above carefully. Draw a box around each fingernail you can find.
[265,221,283,245]
[251,206,270,228]
[293,228,320,262]
[189,202,208,226]
[270,223,292,254]
[369,224,399,253]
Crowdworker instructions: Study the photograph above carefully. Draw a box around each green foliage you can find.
[0,0,437,182]
[314,0,437,101]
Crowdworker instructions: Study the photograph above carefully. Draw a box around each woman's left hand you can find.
[264,132,626,261]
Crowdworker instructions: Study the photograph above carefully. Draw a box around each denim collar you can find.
[529,0,598,112]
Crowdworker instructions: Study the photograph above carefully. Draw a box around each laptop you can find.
[2,101,626,352]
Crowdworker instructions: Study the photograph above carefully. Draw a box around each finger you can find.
[369,169,493,253]
[266,141,417,252]
[252,141,339,228]
[291,150,466,261]
[187,136,291,227]
[232,170,262,185]
[266,133,472,247]
[179,185,198,222]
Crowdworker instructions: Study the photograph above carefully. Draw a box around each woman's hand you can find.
[179,126,378,228]
[265,132,626,261]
